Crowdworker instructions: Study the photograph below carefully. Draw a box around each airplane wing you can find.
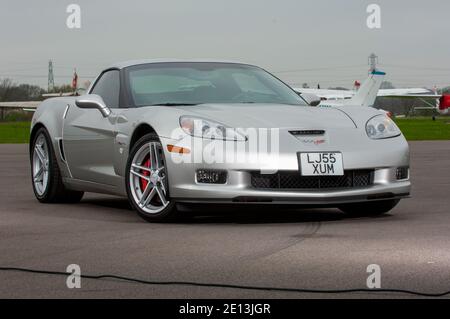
[293,88,355,100]
[41,92,77,98]
[0,101,41,108]
[0,90,83,111]
[0,91,80,111]
[377,88,435,98]
[381,94,442,99]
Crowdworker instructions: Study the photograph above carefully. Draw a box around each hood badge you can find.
[300,138,326,145]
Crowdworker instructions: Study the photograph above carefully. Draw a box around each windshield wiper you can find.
[149,103,200,106]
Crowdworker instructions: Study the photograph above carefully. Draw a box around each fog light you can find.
[396,167,409,180]
[196,170,227,184]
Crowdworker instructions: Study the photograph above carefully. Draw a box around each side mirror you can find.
[299,93,322,107]
[75,94,111,117]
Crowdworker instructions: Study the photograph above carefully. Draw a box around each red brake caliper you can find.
[140,155,150,192]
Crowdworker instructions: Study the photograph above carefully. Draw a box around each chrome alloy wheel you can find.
[129,141,169,215]
[32,133,50,196]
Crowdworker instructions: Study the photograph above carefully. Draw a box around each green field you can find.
[394,118,450,141]
[0,121,30,143]
[0,118,449,143]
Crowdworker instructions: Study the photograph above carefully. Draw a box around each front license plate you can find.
[299,152,344,176]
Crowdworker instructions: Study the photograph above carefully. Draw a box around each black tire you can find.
[125,133,177,222]
[338,199,400,217]
[30,127,84,203]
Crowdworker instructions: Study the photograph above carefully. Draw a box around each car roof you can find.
[106,59,254,70]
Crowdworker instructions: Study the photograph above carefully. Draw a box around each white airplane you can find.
[295,70,450,115]
[296,70,387,108]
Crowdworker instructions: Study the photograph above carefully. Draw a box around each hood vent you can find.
[289,130,325,136]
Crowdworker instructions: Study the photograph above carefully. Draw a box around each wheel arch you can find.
[30,97,71,154]
[29,122,46,156]
[29,98,74,181]
[129,123,157,153]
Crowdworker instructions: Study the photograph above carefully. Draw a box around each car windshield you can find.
[125,62,308,107]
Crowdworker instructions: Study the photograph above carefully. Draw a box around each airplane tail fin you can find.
[344,70,385,107]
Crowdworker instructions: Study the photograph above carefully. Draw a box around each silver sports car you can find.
[30,59,410,222]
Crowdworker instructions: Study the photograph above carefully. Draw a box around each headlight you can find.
[179,116,246,141]
[365,115,401,139]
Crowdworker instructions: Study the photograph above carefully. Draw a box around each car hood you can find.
[172,103,357,129]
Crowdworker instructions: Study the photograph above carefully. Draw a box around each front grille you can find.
[251,170,374,190]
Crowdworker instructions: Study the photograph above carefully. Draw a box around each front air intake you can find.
[251,170,374,190]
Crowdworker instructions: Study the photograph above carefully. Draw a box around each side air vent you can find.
[57,138,66,162]
[289,130,325,136]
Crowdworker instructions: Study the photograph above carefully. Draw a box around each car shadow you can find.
[180,208,344,224]
[175,205,393,224]
[81,196,134,210]
[78,196,393,225]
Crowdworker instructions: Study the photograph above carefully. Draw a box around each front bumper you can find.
[160,129,411,205]
[167,171,410,205]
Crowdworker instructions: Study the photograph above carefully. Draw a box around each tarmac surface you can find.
[0,142,449,298]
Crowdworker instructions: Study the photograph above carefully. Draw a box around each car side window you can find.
[91,70,120,108]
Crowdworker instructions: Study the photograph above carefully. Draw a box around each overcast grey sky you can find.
[1,0,449,89]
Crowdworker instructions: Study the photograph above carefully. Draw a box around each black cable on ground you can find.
[0,266,449,297]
